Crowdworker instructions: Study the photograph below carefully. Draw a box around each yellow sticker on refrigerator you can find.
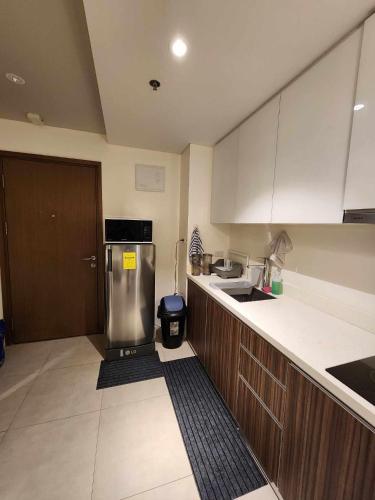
[123,252,136,270]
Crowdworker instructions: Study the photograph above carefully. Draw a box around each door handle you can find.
[81,255,96,261]
[107,247,112,272]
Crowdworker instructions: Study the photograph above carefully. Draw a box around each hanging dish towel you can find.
[269,231,293,268]
[189,226,204,261]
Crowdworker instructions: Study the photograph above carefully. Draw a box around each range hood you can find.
[343,209,375,224]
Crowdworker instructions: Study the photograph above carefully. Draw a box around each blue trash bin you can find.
[0,320,5,366]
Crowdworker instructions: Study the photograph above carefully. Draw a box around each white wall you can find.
[178,144,230,294]
[230,223,375,295]
[187,145,230,259]
[0,118,181,320]
[177,146,190,295]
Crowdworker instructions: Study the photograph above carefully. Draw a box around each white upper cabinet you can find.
[272,29,362,223]
[345,15,375,210]
[235,95,280,223]
[211,128,239,223]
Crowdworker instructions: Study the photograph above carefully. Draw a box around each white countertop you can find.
[187,273,375,428]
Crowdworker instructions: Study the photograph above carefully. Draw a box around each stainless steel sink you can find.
[211,280,253,291]
[211,281,275,302]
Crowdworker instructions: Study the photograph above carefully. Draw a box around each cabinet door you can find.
[236,95,280,223]
[345,17,375,209]
[211,129,239,223]
[279,364,375,500]
[186,280,207,363]
[205,297,240,415]
[272,29,361,223]
[237,377,282,483]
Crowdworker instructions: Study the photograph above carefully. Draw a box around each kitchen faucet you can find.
[247,258,272,288]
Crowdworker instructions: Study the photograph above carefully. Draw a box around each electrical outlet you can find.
[214,250,224,258]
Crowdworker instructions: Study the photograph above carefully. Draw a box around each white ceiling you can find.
[84,0,375,153]
[0,0,104,133]
[1,1,374,151]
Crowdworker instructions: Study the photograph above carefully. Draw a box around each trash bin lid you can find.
[162,295,185,313]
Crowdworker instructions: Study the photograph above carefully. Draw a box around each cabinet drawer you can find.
[241,324,288,385]
[237,377,282,482]
[239,347,286,425]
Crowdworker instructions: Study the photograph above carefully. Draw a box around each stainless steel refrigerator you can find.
[105,243,155,360]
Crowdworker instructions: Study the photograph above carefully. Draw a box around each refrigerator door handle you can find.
[105,246,113,338]
[107,246,112,272]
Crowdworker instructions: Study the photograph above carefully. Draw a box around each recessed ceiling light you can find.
[354,103,365,111]
[5,72,25,85]
[171,38,188,58]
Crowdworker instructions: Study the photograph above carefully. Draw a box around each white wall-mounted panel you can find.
[135,164,165,192]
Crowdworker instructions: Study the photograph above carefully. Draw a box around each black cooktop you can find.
[326,356,375,405]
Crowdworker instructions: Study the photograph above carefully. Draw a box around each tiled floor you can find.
[0,335,277,500]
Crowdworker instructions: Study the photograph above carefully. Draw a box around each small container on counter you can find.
[202,253,213,275]
[191,254,202,276]
[271,267,283,295]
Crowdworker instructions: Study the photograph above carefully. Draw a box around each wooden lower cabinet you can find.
[279,364,375,500]
[186,280,207,363]
[205,296,240,415]
[187,279,375,499]
[236,377,282,482]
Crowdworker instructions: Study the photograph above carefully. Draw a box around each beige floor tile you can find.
[236,485,278,500]
[156,340,195,362]
[0,411,99,500]
[2,341,53,377]
[101,377,168,409]
[45,334,105,370]
[0,372,34,431]
[12,362,102,428]
[92,395,192,500]
[123,475,200,500]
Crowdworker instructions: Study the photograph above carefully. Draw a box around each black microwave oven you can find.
[105,218,152,243]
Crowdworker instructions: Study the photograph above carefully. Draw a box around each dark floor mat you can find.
[163,356,266,500]
[96,352,163,389]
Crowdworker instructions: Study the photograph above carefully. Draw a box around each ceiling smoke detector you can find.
[26,112,44,126]
[6,72,26,85]
[149,79,161,91]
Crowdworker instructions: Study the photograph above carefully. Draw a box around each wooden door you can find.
[205,297,240,415]
[1,154,102,343]
[279,364,375,500]
[186,280,207,362]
